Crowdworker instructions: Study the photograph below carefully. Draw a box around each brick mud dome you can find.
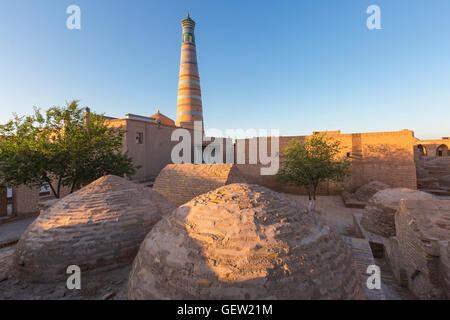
[128,183,364,300]
[12,175,176,282]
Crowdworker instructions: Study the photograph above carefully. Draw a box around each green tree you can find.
[277,133,351,211]
[0,101,137,198]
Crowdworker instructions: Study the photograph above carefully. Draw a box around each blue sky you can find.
[0,0,449,139]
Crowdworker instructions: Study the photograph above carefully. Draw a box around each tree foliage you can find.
[0,101,137,198]
[277,133,351,209]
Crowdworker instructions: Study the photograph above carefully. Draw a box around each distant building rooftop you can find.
[149,110,176,127]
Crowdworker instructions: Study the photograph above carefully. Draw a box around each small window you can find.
[136,132,144,144]
[346,152,351,158]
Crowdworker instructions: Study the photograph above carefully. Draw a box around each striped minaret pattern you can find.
[176,13,203,131]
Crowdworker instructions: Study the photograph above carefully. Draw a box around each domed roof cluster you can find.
[13,175,176,282]
[128,183,363,300]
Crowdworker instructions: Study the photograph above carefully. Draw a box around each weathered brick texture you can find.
[13,175,176,282]
[12,185,40,217]
[236,130,417,195]
[361,188,433,237]
[129,183,364,300]
[153,164,246,206]
[395,199,450,299]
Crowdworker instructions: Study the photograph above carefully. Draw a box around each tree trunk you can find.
[44,174,59,199]
[308,186,316,213]
[56,176,62,199]
[70,181,77,194]
[308,184,318,213]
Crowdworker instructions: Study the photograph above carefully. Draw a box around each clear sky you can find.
[0,0,449,139]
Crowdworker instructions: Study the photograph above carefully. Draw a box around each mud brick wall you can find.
[395,199,450,299]
[153,164,246,206]
[438,241,450,298]
[12,185,40,217]
[236,130,417,195]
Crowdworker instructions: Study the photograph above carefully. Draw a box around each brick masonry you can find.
[394,199,450,299]
[128,183,364,299]
[236,130,417,195]
[361,188,433,238]
[12,175,176,282]
[153,164,246,206]
[12,185,40,217]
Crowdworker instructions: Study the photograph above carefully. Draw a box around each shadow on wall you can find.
[363,144,414,163]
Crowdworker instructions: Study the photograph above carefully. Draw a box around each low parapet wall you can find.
[153,164,246,206]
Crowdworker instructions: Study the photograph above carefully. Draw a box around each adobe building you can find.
[2,14,449,218]
[415,138,450,159]
[414,138,450,194]
[104,113,183,182]
[234,130,418,195]
[0,185,41,219]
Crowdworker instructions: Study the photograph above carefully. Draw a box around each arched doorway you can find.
[417,144,426,157]
[436,144,449,157]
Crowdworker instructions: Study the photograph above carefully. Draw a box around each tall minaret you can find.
[176,13,203,131]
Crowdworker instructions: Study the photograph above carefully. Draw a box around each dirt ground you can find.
[284,194,361,236]
[0,245,129,300]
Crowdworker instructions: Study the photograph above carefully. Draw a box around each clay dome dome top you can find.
[149,110,175,127]
[128,183,363,300]
[37,175,173,228]
[13,175,176,282]
[361,188,434,237]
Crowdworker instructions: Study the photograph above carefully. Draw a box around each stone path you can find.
[373,257,416,300]
[0,217,36,247]
[287,194,416,300]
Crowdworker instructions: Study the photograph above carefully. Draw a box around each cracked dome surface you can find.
[128,183,363,300]
[13,175,176,282]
